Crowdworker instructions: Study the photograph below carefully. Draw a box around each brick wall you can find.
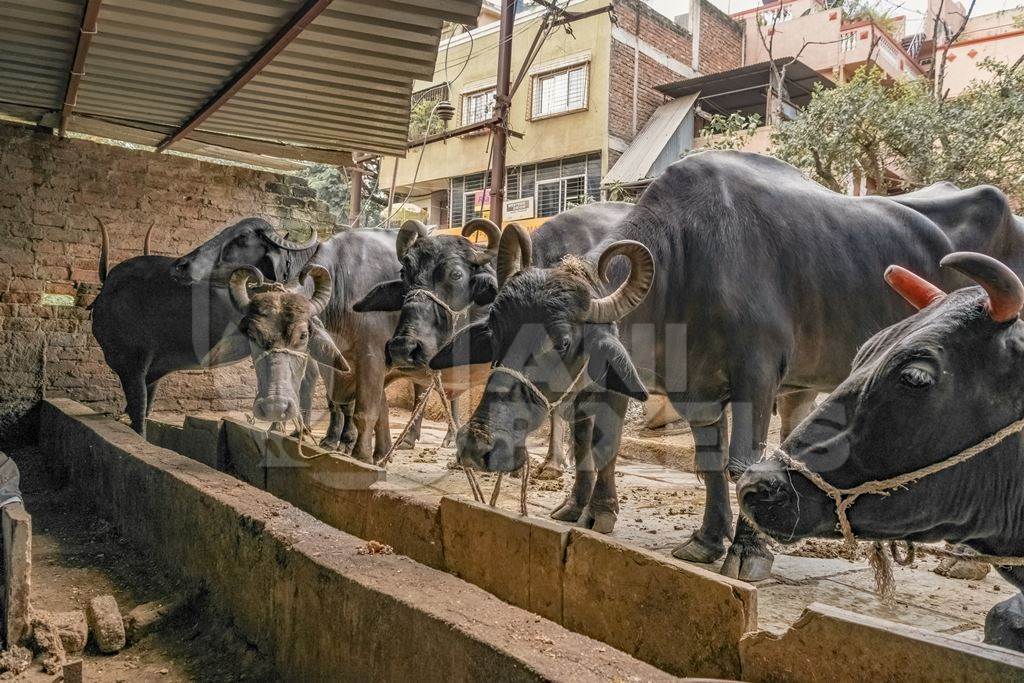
[607,0,743,160]
[699,2,745,75]
[0,123,334,441]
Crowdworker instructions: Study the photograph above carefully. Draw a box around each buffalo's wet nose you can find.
[456,424,492,469]
[386,337,424,368]
[737,464,792,506]
[253,396,296,422]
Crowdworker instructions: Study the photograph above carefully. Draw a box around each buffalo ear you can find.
[585,326,648,401]
[469,271,498,305]
[308,317,350,373]
[353,280,407,312]
[430,320,493,369]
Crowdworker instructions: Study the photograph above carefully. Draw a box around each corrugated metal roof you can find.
[0,0,483,166]
[603,94,698,186]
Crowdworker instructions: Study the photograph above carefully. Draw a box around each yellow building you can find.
[380,0,743,231]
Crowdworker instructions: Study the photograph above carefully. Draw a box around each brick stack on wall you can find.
[608,0,743,166]
[0,122,335,441]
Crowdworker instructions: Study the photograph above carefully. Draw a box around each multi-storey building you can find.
[380,0,743,229]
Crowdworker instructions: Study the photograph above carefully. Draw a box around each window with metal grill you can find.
[531,64,588,119]
[462,89,496,125]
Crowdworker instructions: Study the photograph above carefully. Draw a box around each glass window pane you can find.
[537,181,561,217]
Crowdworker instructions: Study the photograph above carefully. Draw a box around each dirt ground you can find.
[285,404,1013,643]
[3,446,273,682]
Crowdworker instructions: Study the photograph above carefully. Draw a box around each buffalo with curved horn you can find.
[433,150,1024,583]
[92,217,330,437]
[227,264,345,424]
[432,224,655,531]
[739,252,1024,651]
[354,202,631,469]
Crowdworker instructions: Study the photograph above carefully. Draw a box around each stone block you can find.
[562,528,756,679]
[3,502,32,647]
[364,488,444,571]
[439,496,568,624]
[86,595,125,654]
[47,610,88,655]
[740,602,1024,683]
[180,415,224,469]
[124,598,182,643]
[145,419,183,454]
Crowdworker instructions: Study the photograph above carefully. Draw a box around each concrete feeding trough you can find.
[133,406,1024,681]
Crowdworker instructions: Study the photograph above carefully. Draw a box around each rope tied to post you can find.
[768,414,1024,599]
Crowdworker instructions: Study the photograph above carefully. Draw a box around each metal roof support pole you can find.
[488,0,517,226]
[155,0,333,153]
[60,0,103,137]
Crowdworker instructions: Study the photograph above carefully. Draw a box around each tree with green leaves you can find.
[770,62,1024,206]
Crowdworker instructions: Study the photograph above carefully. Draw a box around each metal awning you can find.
[603,93,698,187]
[657,59,833,111]
[0,0,483,170]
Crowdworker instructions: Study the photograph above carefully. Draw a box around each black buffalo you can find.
[432,150,1024,582]
[91,218,330,436]
[739,252,1024,650]
[353,202,632,468]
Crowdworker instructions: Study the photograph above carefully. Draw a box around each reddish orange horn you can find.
[884,265,946,310]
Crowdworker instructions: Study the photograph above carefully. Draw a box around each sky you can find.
[646,0,1023,33]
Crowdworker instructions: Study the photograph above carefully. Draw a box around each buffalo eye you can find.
[899,359,937,388]
[449,268,464,282]
[553,335,571,355]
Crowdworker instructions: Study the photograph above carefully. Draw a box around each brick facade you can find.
[0,123,334,441]
[607,0,743,165]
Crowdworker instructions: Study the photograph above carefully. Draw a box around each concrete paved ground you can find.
[154,406,1014,641]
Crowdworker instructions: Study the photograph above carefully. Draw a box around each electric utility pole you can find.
[489,0,516,226]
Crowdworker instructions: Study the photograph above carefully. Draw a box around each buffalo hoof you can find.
[396,434,417,451]
[671,533,725,564]
[319,436,341,451]
[935,545,991,580]
[577,505,617,534]
[985,593,1024,652]
[721,542,774,582]
[441,429,456,449]
[550,499,584,523]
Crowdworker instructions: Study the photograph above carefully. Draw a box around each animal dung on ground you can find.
[356,540,394,556]
[86,595,126,654]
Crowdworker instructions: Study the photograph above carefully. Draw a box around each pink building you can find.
[733,0,923,81]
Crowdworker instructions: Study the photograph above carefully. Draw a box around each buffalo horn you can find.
[301,264,333,316]
[884,265,946,310]
[396,220,429,259]
[941,251,1024,323]
[497,222,533,287]
[461,218,501,259]
[585,241,655,323]
[229,266,264,312]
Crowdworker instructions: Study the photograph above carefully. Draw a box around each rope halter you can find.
[404,288,461,325]
[768,413,1024,598]
[490,363,589,418]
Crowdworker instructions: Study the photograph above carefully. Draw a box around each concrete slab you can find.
[365,488,444,571]
[38,399,678,682]
[179,415,225,470]
[562,528,756,680]
[144,419,183,454]
[740,602,1024,682]
[439,497,569,624]
[2,502,31,647]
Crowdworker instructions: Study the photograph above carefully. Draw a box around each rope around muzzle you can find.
[768,415,1024,600]
[246,346,329,460]
[479,364,590,515]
